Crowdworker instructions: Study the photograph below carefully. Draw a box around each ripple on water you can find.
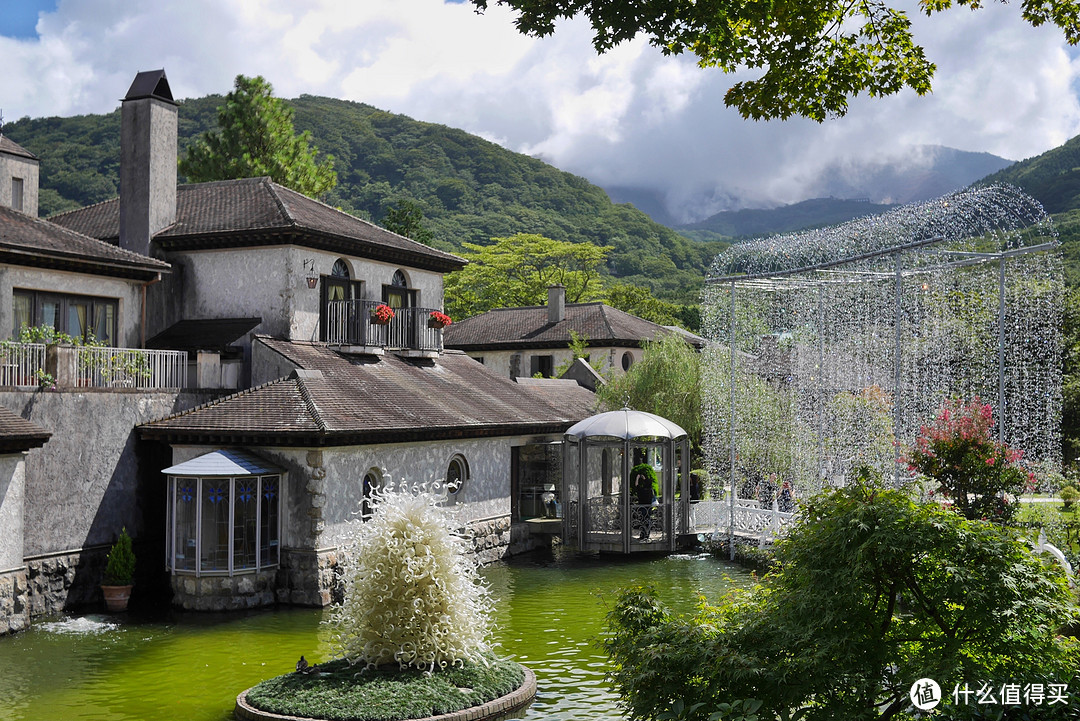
[38,615,120,635]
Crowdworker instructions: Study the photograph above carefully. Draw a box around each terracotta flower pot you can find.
[427,319,447,329]
[101,584,133,612]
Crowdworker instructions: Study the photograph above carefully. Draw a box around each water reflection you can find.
[0,549,749,721]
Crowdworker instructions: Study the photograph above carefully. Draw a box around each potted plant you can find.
[371,304,395,325]
[101,527,136,612]
[427,311,452,329]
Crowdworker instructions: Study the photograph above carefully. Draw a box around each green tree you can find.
[444,234,611,319]
[604,483,1080,721]
[382,198,434,245]
[1064,287,1080,463]
[179,75,336,197]
[598,333,702,455]
[604,283,682,327]
[473,0,1080,121]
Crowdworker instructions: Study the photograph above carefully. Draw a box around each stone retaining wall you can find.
[277,549,341,607]
[170,568,277,611]
[0,568,28,635]
[26,546,107,617]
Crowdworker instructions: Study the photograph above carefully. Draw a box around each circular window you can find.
[621,351,634,371]
[445,455,469,495]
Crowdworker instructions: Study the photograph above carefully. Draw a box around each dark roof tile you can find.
[0,205,170,280]
[140,341,597,445]
[51,177,466,272]
[0,406,50,452]
[443,302,702,350]
[0,136,38,161]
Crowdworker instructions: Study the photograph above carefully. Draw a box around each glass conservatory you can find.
[164,449,282,576]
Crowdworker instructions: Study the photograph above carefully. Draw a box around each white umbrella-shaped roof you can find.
[565,408,687,440]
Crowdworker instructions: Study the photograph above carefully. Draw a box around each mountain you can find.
[677,197,898,242]
[603,146,1013,237]
[2,95,725,306]
[975,134,1080,215]
[972,134,1080,287]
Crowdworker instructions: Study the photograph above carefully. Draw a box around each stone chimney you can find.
[120,69,177,257]
[548,284,565,323]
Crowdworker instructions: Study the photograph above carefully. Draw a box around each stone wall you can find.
[25,546,107,617]
[170,568,277,612]
[0,568,28,635]
[277,548,341,607]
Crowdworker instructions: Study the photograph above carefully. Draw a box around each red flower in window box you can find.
[427,311,452,329]
[371,304,395,325]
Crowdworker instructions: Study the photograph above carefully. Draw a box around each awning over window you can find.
[162,449,283,477]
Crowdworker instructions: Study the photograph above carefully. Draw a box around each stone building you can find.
[0,69,598,629]
[444,284,704,380]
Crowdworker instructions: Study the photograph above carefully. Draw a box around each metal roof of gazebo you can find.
[565,408,687,441]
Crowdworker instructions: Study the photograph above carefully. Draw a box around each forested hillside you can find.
[3,95,725,305]
[679,197,898,242]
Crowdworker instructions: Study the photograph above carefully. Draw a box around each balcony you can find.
[325,300,443,357]
[0,342,187,390]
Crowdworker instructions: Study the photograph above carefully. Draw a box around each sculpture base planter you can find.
[235,660,535,721]
[101,584,133,612]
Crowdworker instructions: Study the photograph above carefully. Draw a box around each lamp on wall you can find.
[303,259,318,289]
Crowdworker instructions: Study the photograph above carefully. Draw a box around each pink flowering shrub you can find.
[904,398,1032,522]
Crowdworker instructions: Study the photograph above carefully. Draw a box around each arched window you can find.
[332,259,351,278]
[361,469,381,520]
[446,454,469,496]
[383,269,416,309]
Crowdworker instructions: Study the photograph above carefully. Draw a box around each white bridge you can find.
[689,499,795,546]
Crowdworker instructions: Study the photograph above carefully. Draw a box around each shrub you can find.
[605,483,1080,721]
[1062,484,1079,510]
[103,528,136,585]
[329,480,493,671]
[904,398,1031,521]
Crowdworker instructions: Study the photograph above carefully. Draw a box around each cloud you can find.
[3,0,1079,221]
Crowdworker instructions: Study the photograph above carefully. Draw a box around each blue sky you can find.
[1,0,1078,219]
[0,0,56,38]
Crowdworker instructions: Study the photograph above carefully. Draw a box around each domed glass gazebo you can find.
[562,408,690,553]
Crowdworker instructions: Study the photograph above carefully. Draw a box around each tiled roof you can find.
[0,205,170,280]
[50,177,467,273]
[0,406,50,453]
[139,341,597,446]
[443,302,704,350]
[0,136,38,161]
[146,317,261,353]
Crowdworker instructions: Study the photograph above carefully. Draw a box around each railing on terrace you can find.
[325,300,443,353]
[0,342,47,387]
[75,347,188,389]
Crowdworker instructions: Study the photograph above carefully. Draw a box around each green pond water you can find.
[0,550,751,721]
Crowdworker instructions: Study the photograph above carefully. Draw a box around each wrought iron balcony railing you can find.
[325,300,444,353]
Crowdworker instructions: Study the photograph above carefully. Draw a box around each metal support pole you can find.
[623,438,631,554]
[817,282,825,486]
[997,257,1007,444]
[893,254,903,486]
[729,283,737,561]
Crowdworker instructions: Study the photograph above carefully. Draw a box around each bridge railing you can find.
[689,500,795,544]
